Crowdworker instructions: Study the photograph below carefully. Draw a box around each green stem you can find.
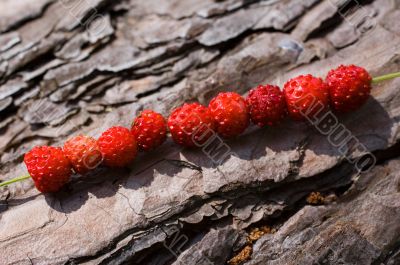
[372,71,400,84]
[0,174,31,187]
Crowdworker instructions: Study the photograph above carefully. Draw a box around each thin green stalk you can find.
[372,71,400,84]
[0,174,31,187]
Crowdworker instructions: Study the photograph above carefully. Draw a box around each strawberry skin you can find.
[24,146,72,193]
[63,135,102,174]
[209,92,250,138]
[283,74,329,121]
[98,126,137,167]
[326,64,372,113]
[168,103,216,147]
[131,110,167,151]
[246,84,287,127]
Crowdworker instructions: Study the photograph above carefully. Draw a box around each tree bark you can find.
[1,0,400,264]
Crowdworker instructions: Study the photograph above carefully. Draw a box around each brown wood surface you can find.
[1,0,400,264]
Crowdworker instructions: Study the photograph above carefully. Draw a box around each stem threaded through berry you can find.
[2,69,400,191]
[372,71,400,83]
[0,174,31,187]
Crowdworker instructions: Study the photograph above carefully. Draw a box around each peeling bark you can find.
[1,0,400,264]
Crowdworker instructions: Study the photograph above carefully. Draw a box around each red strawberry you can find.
[63,135,103,174]
[168,103,216,147]
[283,74,329,121]
[24,146,72,193]
[98,126,137,167]
[326,65,372,113]
[246,84,287,127]
[209,92,249,138]
[131,110,167,151]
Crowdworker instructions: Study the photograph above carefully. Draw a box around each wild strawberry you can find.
[326,65,372,113]
[131,110,167,151]
[98,126,137,167]
[246,84,287,127]
[63,135,102,174]
[283,74,329,121]
[168,103,216,147]
[24,146,72,193]
[209,92,249,138]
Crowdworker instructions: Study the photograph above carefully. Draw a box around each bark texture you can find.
[1,0,400,264]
